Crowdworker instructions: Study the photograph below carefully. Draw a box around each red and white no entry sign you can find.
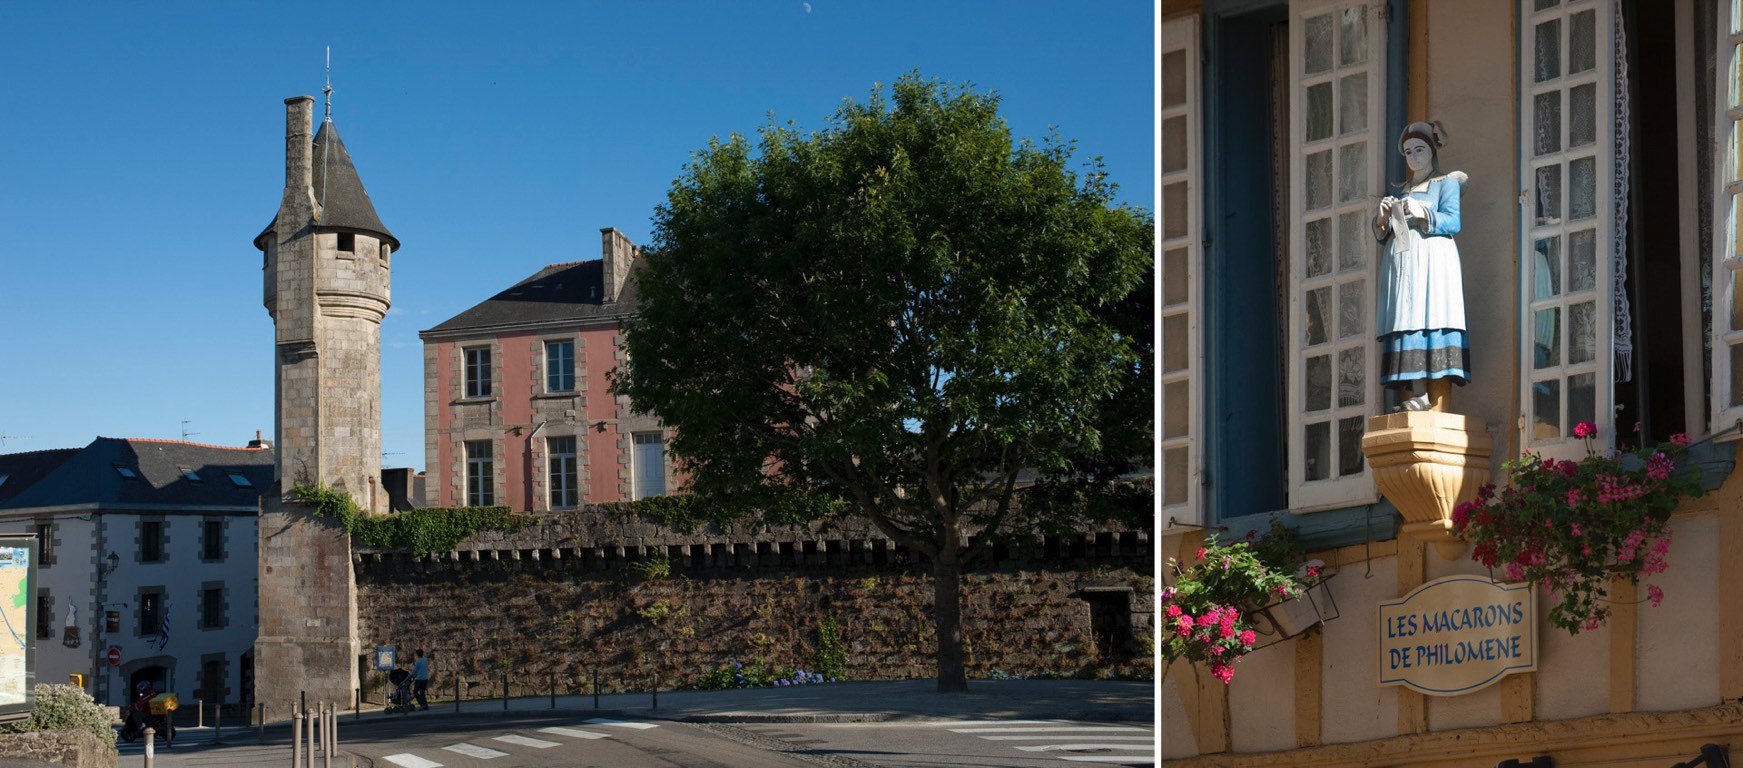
[106,647,120,666]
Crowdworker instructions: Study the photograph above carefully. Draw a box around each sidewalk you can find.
[122,679,1154,766]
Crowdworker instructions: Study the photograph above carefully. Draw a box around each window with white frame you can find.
[548,435,579,508]
[1288,0,1385,510]
[1520,0,1613,456]
[465,440,495,506]
[632,432,666,499]
[464,347,492,399]
[1716,1,1743,430]
[546,340,576,393]
[1161,15,1201,523]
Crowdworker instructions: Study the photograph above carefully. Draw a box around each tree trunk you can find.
[932,552,969,693]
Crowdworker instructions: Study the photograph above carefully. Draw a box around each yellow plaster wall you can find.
[1637,511,1720,712]
[1424,0,1515,464]
[1161,662,1200,759]
[1228,636,1297,753]
[1319,557,1399,745]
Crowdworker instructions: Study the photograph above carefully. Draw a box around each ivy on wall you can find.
[291,485,536,556]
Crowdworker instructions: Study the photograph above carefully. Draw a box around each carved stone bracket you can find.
[1361,412,1492,543]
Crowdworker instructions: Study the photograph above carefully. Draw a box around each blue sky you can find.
[0,2,1155,472]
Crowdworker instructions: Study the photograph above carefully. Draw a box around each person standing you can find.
[412,649,430,711]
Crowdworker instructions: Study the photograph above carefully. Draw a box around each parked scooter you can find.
[118,682,175,745]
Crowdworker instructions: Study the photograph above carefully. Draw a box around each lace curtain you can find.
[1613,0,1634,383]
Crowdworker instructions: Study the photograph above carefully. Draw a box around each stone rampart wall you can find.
[351,509,1152,699]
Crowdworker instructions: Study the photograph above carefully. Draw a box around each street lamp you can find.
[100,552,118,577]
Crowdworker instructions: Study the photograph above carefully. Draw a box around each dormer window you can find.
[337,233,355,253]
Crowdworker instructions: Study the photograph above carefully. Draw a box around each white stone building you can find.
[0,436,271,708]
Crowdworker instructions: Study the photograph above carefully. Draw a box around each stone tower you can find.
[253,95,397,714]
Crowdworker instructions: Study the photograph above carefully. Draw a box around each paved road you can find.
[736,718,1157,768]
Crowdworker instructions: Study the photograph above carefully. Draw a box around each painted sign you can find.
[1378,575,1537,696]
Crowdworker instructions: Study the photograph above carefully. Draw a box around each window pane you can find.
[1534,236,1562,299]
[1732,344,1743,406]
[1569,229,1597,291]
[1536,164,1563,225]
[1307,82,1334,142]
[1164,247,1189,306]
[1306,218,1332,277]
[1534,91,1562,156]
[1733,267,1743,331]
[1338,278,1366,339]
[1163,182,1188,239]
[1535,19,1561,83]
[1164,381,1189,439]
[1163,315,1189,372]
[1163,50,1186,108]
[1339,73,1368,135]
[1307,354,1332,411]
[1534,0,1558,10]
[1339,141,1367,203]
[1534,308,1562,368]
[1164,447,1188,506]
[1733,193,1743,262]
[1338,346,1365,406]
[1338,211,1368,272]
[1568,372,1596,430]
[1338,416,1366,476]
[1569,156,1596,220]
[1305,421,1331,481]
[1307,151,1333,210]
[1305,14,1334,74]
[1339,7,1367,66]
[1569,83,1596,147]
[1533,378,1562,439]
[1568,10,1596,75]
[1163,115,1187,173]
[1306,287,1331,346]
[1569,301,1597,363]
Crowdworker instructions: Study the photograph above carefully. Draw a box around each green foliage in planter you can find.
[292,485,536,556]
[0,684,116,751]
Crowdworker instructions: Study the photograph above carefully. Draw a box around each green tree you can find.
[613,74,1152,693]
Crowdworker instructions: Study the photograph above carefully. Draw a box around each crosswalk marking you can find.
[1059,757,1156,764]
[492,734,561,749]
[540,726,612,739]
[1016,743,1158,752]
[948,726,1150,734]
[583,717,660,729]
[382,754,444,768]
[443,742,509,759]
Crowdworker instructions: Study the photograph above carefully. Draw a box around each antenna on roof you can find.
[180,420,200,441]
[0,434,24,447]
[323,46,334,122]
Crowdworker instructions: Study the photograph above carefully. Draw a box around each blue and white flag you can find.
[156,603,170,651]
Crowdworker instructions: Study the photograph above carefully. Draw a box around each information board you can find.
[0,537,38,722]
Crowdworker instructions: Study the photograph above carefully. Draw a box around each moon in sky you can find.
[803,3,812,12]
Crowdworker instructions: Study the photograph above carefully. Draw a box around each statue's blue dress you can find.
[1376,175,1469,388]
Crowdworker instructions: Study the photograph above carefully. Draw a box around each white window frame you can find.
[545,339,576,393]
[464,346,492,399]
[1713,0,1743,434]
[1161,15,1202,524]
[632,432,666,499]
[1518,0,1615,459]
[465,440,495,506]
[1287,0,1385,511]
[547,435,579,508]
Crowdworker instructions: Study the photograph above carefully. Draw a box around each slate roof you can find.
[420,259,640,337]
[0,438,274,512]
[255,117,399,251]
[0,449,78,506]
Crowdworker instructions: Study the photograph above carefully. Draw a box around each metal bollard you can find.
[322,703,332,768]
[593,669,600,709]
[197,699,204,728]
[652,673,658,711]
[258,703,266,745]
[550,672,556,709]
[143,726,155,767]
[454,676,460,714]
[214,703,222,745]
[305,704,315,768]
[292,712,302,768]
[355,687,361,721]
[503,671,509,711]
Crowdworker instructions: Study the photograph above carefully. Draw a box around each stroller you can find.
[385,668,415,714]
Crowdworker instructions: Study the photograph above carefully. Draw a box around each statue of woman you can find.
[1375,121,1469,412]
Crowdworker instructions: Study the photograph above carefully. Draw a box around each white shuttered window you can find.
[1161,16,1201,523]
[1713,1,1743,431]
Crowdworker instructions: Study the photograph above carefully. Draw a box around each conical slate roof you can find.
[255,117,399,251]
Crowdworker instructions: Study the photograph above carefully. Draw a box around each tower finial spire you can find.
[323,46,333,121]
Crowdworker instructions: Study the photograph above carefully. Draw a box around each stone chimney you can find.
[248,430,273,450]
[282,96,319,223]
[600,227,638,303]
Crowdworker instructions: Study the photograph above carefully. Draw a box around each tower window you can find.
[465,348,493,398]
[337,233,355,253]
[546,340,575,393]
